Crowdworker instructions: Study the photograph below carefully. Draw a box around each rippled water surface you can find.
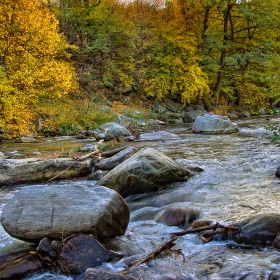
[1,116,280,279]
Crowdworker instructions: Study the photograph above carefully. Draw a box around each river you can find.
[1,116,280,279]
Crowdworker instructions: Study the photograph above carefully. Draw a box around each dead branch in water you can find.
[74,150,99,161]
[119,235,178,275]
[169,222,239,237]
[73,146,128,161]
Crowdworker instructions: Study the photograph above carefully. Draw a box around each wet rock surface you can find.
[1,184,129,241]
[97,147,193,197]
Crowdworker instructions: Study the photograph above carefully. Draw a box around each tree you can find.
[0,0,77,135]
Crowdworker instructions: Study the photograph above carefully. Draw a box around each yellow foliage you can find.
[0,0,77,135]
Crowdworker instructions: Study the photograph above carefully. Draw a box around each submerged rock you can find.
[97,147,193,197]
[85,268,138,280]
[157,205,200,228]
[1,184,129,242]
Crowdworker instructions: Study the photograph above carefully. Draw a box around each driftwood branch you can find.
[74,146,128,161]
[120,235,178,275]
[74,151,99,161]
[169,222,239,237]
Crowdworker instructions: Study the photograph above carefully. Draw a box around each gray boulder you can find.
[94,146,138,170]
[0,158,92,186]
[231,213,280,245]
[93,122,133,141]
[1,184,129,242]
[192,114,239,134]
[97,147,193,197]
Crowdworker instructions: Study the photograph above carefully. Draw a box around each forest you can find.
[1,0,280,136]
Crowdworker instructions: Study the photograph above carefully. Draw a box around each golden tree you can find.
[0,0,77,135]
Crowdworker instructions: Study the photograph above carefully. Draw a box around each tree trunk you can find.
[214,3,235,108]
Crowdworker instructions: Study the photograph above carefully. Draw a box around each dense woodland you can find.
[1,0,280,136]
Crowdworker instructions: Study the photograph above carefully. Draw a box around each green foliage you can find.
[262,122,280,144]
[0,0,77,135]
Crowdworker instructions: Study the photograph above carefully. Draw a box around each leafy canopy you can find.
[0,0,77,134]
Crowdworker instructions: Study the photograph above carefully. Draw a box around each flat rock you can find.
[0,158,92,185]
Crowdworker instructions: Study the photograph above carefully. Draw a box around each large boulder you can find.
[93,122,133,141]
[1,184,129,242]
[0,158,92,186]
[97,147,193,197]
[192,114,239,134]
[230,213,280,245]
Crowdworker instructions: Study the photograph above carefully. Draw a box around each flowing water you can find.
[1,116,280,279]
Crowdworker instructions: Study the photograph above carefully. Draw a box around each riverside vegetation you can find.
[1,0,280,139]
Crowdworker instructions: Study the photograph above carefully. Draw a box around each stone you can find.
[182,110,206,123]
[275,166,280,177]
[0,251,44,280]
[87,170,109,180]
[94,146,138,170]
[85,268,138,280]
[56,235,111,275]
[192,114,239,134]
[15,133,37,143]
[36,237,57,258]
[230,214,280,246]
[0,158,92,186]
[157,205,200,228]
[97,147,193,197]
[1,184,129,242]
[0,152,5,160]
[81,144,96,152]
[93,122,133,141]
[114,115,146,128]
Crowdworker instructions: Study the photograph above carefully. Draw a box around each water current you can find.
[1,116,280,279]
